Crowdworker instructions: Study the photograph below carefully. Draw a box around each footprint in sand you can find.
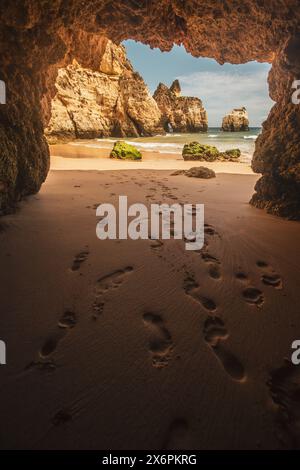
[208,264,221,279]
[162,419,189,449]
[235,271,248,281]
[267,360,300,447]
[201,251,221,280]
[184,273,217,313]
[149,239,164,249]
[58,310,77,329]
[256,260,269,268]
[242,286,264,307]
[26,311,75,371]
[71,250,89,271]
[261,273,282,289]
[256,260,283,289]
[52,408,73,426]
[92,267,134,318]
[203,316,246,382]
[40,333,64,358]
[95,266,133,295]
[39,310,77,359]
[183,272,199,294]
[204,224,218,236]
[92,300,105,320]
[143,313,173,368]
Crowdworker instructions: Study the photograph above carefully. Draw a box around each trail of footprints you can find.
[182,269,246,381]
[35,214,285,437]
[235,259,283,307]
[180,221,284,382]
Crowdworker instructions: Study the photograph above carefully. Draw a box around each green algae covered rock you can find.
[182,142,219,161]
[220,148,241,161]
[110,141,142,160]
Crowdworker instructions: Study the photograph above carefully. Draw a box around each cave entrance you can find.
[47,40,273,171]
[1,3,299,219]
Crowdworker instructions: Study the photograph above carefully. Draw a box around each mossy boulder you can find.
[110,141,142,160]
[219,148,241,161]
[182,142,219,162]
[182,142,241,162]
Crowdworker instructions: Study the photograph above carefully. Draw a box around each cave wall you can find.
[0,0,299,217]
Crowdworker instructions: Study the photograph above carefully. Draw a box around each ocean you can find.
[69,127,261,164]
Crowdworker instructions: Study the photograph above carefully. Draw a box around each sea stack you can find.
[153,80,208,133]
[222,107,249,132]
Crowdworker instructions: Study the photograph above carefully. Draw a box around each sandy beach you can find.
[0,148,300,449]
[50,143,254,174]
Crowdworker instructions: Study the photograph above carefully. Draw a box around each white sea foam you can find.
[243,135,257,140]
[125,141,181,149]
[208,134,218,138]
[158,150,181,154]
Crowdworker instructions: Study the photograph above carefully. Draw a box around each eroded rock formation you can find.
[182,142,241,162]
[222,107,249,132]
[153,80,208,132]
[45,41,164,142]
[0,1,300,217]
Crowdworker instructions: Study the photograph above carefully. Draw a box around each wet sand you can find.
[0,163,300,449]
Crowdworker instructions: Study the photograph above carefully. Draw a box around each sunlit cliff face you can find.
[0,1,299,218]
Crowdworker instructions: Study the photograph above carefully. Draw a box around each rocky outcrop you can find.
[45,41,164,142]
[251,37,300,219]
[222,107,249,132]
[110,141,142,160]
[185,167,216,179]
[172,167,216,178]
[153,80,208,133]
[182,142,241,162]
[0,1,300,218]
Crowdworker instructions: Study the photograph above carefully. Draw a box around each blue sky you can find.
[123,40,274,127]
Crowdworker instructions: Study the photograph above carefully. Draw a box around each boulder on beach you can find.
[182,142,241,162]
[219,148,241,161]
[182,142,219,161]
[110,141,142,160]
[185,167,216,179]
[171,167,216,178]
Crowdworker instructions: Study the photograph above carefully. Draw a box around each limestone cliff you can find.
[222,107,249,132]
[45,41,164,141]
[153,80,208,133]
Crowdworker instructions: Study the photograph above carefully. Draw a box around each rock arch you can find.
[0,1,299,218]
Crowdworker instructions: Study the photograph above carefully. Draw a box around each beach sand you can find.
[0,148,300,450]
[50,143,254,174]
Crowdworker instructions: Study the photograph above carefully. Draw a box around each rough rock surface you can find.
[153,80,208,132]
[171,167,216,178]
[110,141,142,160]
[0,1,300,217]
[186,167,216,178]
[182,142,241,162]
[45,41,164,142]
[222,107,249,132]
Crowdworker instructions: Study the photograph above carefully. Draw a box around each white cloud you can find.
[177,69,275,127]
